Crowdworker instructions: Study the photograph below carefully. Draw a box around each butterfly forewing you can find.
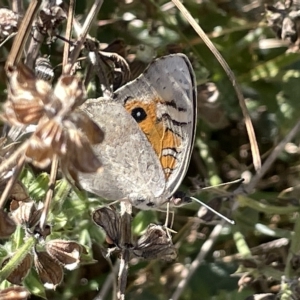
[114,54,196,196]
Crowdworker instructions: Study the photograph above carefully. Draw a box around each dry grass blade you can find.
[133,224,177,261]
[171,0,261,172]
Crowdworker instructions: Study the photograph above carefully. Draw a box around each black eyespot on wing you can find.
[131,107,147,123]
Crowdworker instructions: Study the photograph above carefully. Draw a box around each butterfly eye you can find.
[131,107,147,123]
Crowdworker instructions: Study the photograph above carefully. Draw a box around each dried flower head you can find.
[45,240,83,270]
[2,62,104,182]
[0,8,20,42]
[265,1,300,51]
[35,5,66,41]
[0,210,16,238]
[3,63,52,126]
[11,201,43,229]
[133,224,177,262]
[3,253,32,285]
[34,250,63,289]
[9,181,31,211]
[92,207,122,247]
[0,286,30,300]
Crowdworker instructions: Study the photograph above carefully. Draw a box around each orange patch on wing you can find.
[124,97,181,178]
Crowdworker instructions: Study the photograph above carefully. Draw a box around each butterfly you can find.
[78,54,196,210]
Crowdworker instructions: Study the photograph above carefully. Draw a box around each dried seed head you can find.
[34,251,63,289]
[54,75,86,109]
[25,115,103,177]
[3,63,52,126]
[3,63,103,181]
[35,57,54,82]
[92,207,121,247]
[9,181,31,211]
[0,286,30,300]
[10,181,31,203]
[3,253,32,285]
[45,240,83,270]
[0,8,20,42]
[133,224,177,262]
[0,210,16,238]
[11,201,43,229]
[35,6,66,40]
[99,51,130,90]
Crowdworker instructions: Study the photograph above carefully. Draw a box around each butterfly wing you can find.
[113,54,196,197]
[78,98,166,204]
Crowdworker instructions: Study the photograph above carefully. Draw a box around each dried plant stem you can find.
[170,222,224,300]
[93,260,119,300]
[284,213,300,278]
[11,0,24,16]
[0,235,37,282]
[40,155,59,229]
[25,0,52,68]
[118,250,130,300]
[5,0,42,70]
[64,0,104,74]
[62,0,75,68]
[0,155,25,210]
[171,0,261,172]
[117,202,132,300]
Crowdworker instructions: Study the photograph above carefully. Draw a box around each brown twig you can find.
[117,201,132,300]
[40,154,59,230]
[171,0,261,172]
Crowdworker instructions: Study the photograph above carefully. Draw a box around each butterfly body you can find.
[79,54,196,209]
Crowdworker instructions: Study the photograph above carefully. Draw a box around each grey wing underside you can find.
[113,54,197,195]
[78,98,166,201]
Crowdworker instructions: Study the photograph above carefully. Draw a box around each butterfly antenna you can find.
[201,178,244,191]
[190,196,235,225]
